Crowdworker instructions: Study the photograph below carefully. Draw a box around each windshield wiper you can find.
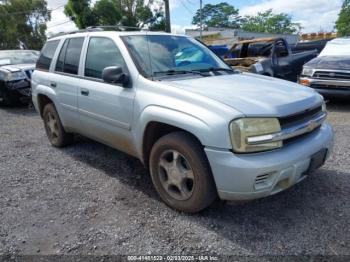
[153,69,206,77]
[199,67,235,73]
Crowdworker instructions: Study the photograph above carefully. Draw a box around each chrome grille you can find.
[313,70,350,80]
[279,105,323,129]
[246,105,325,146]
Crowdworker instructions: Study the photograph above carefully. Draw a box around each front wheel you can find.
[149,132,217,213]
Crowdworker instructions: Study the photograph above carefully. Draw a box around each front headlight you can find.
[229,118,282,153]
[5,71,26,81]
[302,67,313,77]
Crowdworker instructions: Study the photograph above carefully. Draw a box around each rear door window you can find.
[55,39,69,72]
[61,37,84,75]
[84,37,126,79]
[36,40,60,70]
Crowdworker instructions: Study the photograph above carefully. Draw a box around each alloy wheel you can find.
[157,150,195,201]
[46,111,59,141]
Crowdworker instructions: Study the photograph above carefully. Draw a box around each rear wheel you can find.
[149,132,217,213]
[43,103,73,147]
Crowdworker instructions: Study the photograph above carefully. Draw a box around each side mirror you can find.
[102,66,129,87]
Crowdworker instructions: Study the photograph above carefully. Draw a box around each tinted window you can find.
[85,37,125,79]
[63,38,84,75]
[36,40,59,70]
[55,39,68,72]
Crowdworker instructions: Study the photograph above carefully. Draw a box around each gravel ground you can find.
[0,99,349,258]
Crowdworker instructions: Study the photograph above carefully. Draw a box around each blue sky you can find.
[169,0,343,34]
[46,0,343,35]
[170,0,260,27]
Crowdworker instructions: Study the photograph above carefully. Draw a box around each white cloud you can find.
[46,0,76,35]
[240,0,343,33]
[171,24,197,35]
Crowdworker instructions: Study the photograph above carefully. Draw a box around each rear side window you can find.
[36,40,59,70]
[55,39,69,72]
[84,37,126,79]
[61,37,84,75]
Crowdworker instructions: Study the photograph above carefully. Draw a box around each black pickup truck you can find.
[221,37,318,82]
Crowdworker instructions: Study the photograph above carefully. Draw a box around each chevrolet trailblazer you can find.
[31,28,333,213]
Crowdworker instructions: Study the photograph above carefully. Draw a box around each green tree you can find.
[335,0,350,36]
[192,2,241,29]
[64,0,165,30]
[0,0,50,49]
[64,0,96,29]
[241,9,301,34]
[93,0,121,26]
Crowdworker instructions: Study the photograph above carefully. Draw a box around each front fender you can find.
[133,105,232,158]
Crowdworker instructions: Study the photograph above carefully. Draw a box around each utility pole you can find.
[200,0,203,39]
[164,0,171,33]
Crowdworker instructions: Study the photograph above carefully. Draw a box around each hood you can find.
[163,73,322,117]
[304,56,350,70]
[0,63,35,72]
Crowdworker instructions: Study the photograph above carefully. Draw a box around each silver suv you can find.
[32,30,334,213]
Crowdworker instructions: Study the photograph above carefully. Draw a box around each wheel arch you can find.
[37,94,54,118]
[142,121,205,168]
[136,106,211,166]
[33,84,57,118]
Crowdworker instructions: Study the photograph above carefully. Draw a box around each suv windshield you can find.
[0,50,39,66]
[121,35,232,78]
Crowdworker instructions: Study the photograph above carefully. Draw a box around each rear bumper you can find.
[205,123,333,201]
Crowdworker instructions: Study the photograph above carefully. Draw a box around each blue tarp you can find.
[208,45,235,58]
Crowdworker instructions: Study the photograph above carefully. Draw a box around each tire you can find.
[1,90,21,106]
[43,103,73,147]
[149,132,217,213]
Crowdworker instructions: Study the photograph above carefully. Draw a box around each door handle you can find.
[50,82,57,88]
[81,89,89,96]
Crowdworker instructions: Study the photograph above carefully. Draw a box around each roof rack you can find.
[86,25,144,31]
[48,25,146,39]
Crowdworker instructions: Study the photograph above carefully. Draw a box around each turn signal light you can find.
[299,79,310,86]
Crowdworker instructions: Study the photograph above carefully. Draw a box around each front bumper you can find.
[0,79,31,97]
[205,123,333,201]
[299,77,350,97]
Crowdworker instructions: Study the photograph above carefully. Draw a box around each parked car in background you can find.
[32,29,333,213]
[299,38,350,97]
[0,50,39,105]
[218,37,317,82]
